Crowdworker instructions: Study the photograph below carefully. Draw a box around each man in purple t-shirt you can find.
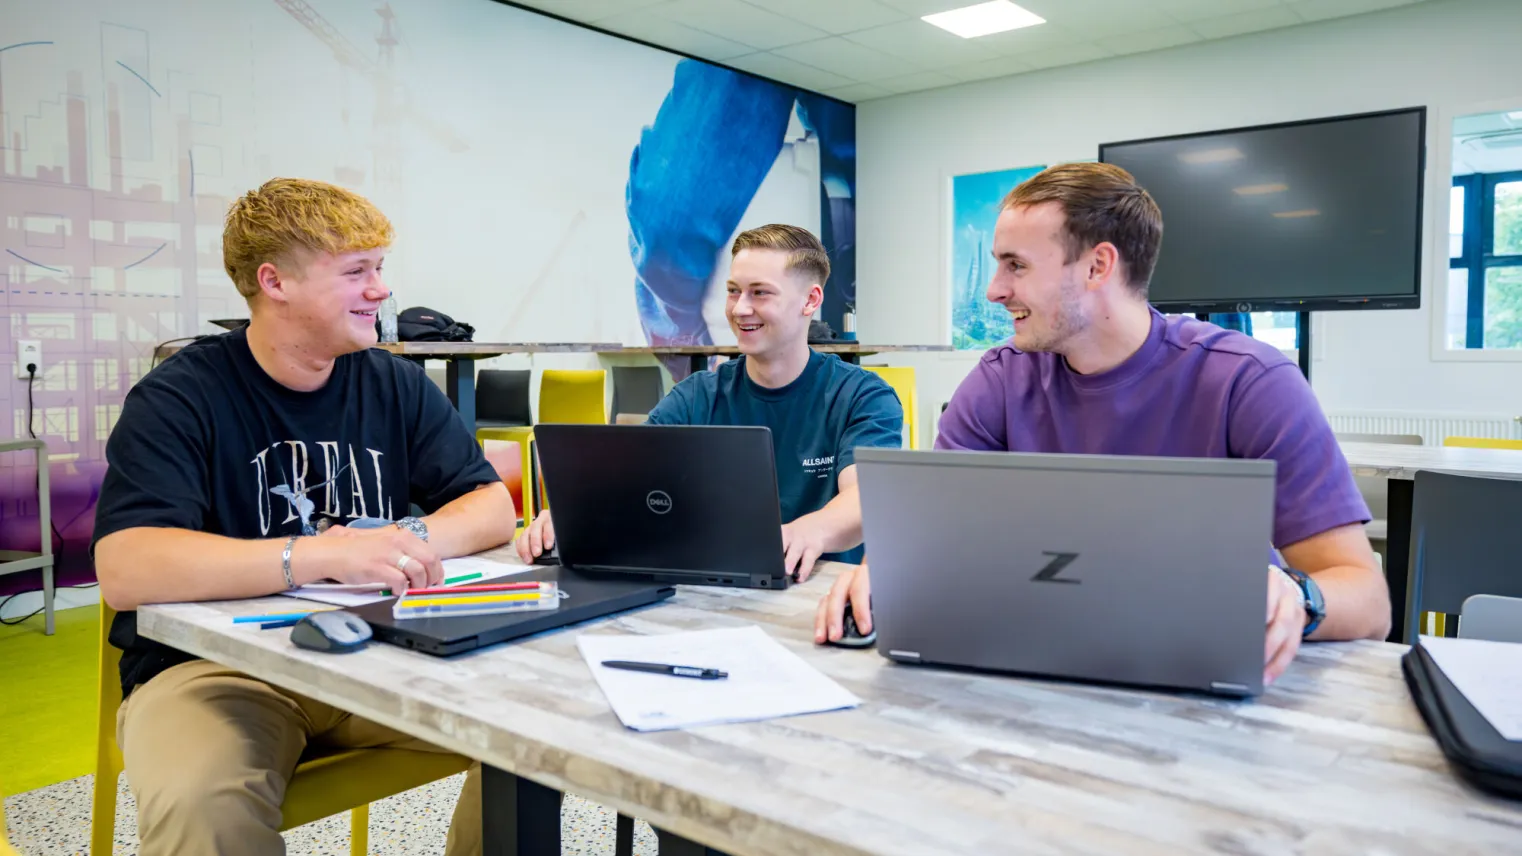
[816,163,1390,686]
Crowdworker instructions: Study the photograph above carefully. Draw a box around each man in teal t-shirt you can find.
[518,223,902,579]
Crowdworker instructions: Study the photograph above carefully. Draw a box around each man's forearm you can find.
[1308,564,1392,641]
[420,482,517,558]
[793,485,864,554]
[96,529,294,611]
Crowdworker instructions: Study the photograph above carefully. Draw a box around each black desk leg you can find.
[1383,477,1414,644]
[615,813,636,856]
[481,765,562,856]
[446,357,477,427]
[689,354,706,376]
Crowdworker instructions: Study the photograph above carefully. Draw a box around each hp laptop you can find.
[350,565,674,656]
[533,424,790,589]
[856,448,1276,697]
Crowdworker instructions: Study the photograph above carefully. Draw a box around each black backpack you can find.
[397,306,474,342]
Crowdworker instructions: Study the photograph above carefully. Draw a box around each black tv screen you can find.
[1099,108,1425,313]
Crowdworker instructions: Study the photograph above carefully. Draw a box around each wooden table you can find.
[136,550,1522,856]
[1339,441,1522,642]
[617,344,952,375]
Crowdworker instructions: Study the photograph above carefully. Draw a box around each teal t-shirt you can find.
[646,351,904,563]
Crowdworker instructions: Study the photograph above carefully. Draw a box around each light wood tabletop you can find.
[1339,440,1522,481]
[136,550,1522,856]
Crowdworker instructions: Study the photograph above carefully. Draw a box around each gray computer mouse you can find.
[291,611,373,653]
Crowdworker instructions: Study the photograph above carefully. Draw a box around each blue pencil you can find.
[234,611,323,624]
[259,618,303,630]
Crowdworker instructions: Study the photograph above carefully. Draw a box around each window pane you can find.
[1447,267,1471,349]
[1497,181,1522,257]
[1483,265,1522,349]
[1250,311,1297,350]
[1451,184,1466,259]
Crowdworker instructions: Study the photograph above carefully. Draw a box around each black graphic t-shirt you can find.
[93,328,500,696]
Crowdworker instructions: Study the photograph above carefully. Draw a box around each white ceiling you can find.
[507,0,1433,102]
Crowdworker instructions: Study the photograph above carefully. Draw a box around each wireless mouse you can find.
[291,611,373,653]
[828,598,876,649]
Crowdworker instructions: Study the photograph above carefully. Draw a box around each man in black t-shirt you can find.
[93,178,515,856]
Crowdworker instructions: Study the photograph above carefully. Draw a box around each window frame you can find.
[1451,170,1522,348]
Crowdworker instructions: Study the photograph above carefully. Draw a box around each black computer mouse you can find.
[536,544,560,566]
[828,599,876,649]
[291,611,373,653]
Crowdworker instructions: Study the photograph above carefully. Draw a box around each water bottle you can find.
[379,296,399,343]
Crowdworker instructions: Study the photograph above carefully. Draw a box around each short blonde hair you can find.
[223,178,394,299]
[731,224,830,288]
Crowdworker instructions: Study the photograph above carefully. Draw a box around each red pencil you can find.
[404,581,544,595]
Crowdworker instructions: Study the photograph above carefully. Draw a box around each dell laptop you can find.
[856,447,1276,697]
[532,424,791,589]
[349,565,674,656]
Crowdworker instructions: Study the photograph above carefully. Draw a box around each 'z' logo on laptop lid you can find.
[1031,551,1080,584]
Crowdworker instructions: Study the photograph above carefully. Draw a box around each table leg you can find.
[481,765,562,856]
[689,354,706,376]
[615,813,635,856]
[446,357,477,427]
[654,827,730,856]
[1383,477,1414,644]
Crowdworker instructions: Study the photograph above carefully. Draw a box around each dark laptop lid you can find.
[533,424,789,589]
[349,566,674,656]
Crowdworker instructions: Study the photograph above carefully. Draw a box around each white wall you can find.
[857,0,1522,445]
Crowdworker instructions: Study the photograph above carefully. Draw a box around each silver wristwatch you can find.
[395,516,429,542]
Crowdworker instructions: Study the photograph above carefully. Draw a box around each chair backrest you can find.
[539,370,606,425]
[864,366,918,450]
[609,366,665,420]
[1406,470,1522,643]
[92,601,126,856]
[476,370,532,425]
[1444,436,1522,450]
[1459,594,1522,643]
[1336,432,1423,446]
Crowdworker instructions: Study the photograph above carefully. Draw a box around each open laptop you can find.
[856,448,1276,697]
[533,424,790,589]
[349,565,674,656]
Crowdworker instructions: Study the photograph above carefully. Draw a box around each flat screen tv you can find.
[1099,108,1425,313]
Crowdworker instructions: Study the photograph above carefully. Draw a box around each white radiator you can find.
[1327,412,1522,446]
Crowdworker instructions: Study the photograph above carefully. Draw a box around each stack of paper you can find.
[1421,635,1522,741]
[578,625,861,732]
[281,555,535,607]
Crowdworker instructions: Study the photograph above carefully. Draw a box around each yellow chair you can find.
[91,603,471,856]
[478,369,607,522]
[1443,436,1522,450]
[2,778,13,856]
[864,366,920,450]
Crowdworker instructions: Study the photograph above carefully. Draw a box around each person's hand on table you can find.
[815,562,872,645]
[301,524,443,591]
[781,516,832,582]
[1264,565,1308,686]
[515,510,555,564]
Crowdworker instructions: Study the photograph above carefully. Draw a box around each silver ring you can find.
[397,555,411,572]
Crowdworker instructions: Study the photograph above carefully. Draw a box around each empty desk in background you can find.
[615,344,951,376]
[136,548,1522,856]
[1339,441,1522,643]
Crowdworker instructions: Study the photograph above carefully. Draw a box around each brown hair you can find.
[223,178,394,299]
[1001,163,1163,294]
[731,224,830,288]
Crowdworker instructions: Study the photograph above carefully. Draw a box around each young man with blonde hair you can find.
[817,163,1390,687]
[518,223,902,581]
[93,178,516,855]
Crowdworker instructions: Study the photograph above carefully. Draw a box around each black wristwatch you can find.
[395,516,429,542]
[1276,566,1325,637]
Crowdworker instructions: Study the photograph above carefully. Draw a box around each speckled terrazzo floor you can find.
[4,772,660,855]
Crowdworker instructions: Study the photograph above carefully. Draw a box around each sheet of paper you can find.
[578,625,860,732]
[1421,635,1522,741]
[280,556,538,607]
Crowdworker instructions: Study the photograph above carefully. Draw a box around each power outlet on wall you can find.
[16,340,41,379]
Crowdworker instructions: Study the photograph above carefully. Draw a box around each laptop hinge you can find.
[887,650,921,662]
[1210,681,1250,694]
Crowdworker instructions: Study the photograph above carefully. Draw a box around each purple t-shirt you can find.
[937,309,1369,549]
